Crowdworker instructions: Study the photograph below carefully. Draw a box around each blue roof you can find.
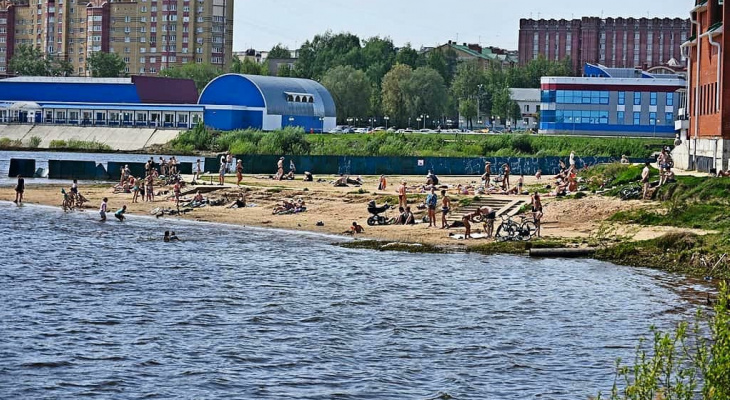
[198,74,336,118]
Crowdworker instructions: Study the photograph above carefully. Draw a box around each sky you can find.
[233,0,690,52]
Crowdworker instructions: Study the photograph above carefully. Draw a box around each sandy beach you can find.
[0,173,705,248]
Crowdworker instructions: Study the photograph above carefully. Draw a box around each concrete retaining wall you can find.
[0,125,182,151]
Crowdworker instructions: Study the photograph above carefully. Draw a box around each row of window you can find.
[542,90,675,106]
[544,110,675,125]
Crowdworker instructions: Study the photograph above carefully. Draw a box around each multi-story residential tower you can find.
[0,0,233,76]
[519,17,690,74]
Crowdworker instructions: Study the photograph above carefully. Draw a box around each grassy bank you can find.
[168,124,670,158]
[579,164,730,279]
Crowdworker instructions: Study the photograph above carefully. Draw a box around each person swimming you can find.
[164,231,170,242]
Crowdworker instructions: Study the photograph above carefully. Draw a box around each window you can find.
[650,92,657,106]
[633,112,641,125]
[649,112,657,125]
[665,112,674,124]
[617,111,625,124]
[634,92,641,105]
[618,92,625,105]
[524,105,530,113]
[666,92,674,106]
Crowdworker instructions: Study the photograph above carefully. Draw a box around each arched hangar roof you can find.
[198,74,336,118]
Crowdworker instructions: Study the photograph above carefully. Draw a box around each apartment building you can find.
[519,17,690,74]
[0,0,233,76]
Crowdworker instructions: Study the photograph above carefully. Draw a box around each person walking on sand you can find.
[641,162,651,200]
[236,159,243,186]
[426,187,438,228]
[115,205,127,222]
[99,197,108,222]
[398,181,408,208]
[441,189,451,229]
[14,175,24,204]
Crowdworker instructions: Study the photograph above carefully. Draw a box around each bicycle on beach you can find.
[495,214,537,242]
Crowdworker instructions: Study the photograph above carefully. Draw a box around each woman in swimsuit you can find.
[531,192,543,237]
[440,190,451,229]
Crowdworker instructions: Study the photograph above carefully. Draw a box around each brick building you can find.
[519,17,690,74]
[0,0,233,77]
[673,0,730,172]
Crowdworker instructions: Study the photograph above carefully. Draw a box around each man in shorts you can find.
[426,187,438,227]
[14,175,24,204]
[440,189,451,229]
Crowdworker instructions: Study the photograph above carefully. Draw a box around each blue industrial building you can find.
[198,74,337,132]
[539,64,686,137]
[0,74,338,133]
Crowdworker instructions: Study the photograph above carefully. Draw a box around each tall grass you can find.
[49,139,112,151]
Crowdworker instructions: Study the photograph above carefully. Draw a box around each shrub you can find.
[28,136,42,148]
[49,139,68,148]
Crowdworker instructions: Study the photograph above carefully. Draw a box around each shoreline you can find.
[0,173,722,279]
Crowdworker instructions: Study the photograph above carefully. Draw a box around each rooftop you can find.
[1,76,132,84]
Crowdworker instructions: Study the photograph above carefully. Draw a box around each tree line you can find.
[7,33,573,129]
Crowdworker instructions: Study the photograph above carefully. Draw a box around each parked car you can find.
[354,128,368,134]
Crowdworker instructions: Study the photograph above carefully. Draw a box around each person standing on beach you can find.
[99,197,108,222]
[398,181,407,208]
[502,163,511,190]
[146,174,155,202]
[378,175,387,191]
[531,192,543,237]
[14,175,24,204]
[218,161,226,186]
[425,188,438,227]
[226,153,233,174]
[440,189,451,229]
[132,178,140,203]
[236,159,243,186]
[478,205,496,238]
[482,162,491,186]
[289,159,296,175]
[569,151,576,172]
[195,159,202,181]
[641,162,651,200]
[276,157,284,180]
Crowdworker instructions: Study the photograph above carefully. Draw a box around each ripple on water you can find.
[0,202,712,399]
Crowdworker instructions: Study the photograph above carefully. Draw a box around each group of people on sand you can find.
[275,156,296,181]
[61,179,89,211]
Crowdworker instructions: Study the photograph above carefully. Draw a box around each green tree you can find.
[405,67,447,127]
[8,45,71,76]
[509,101,523,128]
[381,64,413,128]
[277,63,293,77]
[267,44,292,59]
[86,51,126,77]
[459,98,478,130]
[161,62,222,92]
[294,31,362,80]
[425,50,448,84]
[320,65,372,124]
[361,36,396,87]
[230,57,267,75]
[395,44,421,69]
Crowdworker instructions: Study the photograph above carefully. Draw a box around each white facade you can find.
[510,88,541,130]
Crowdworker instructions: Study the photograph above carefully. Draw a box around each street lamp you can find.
[416,117,422,129]
[384,116,390,130]
[420,114,429,130]
[654,119,661,138]
[288,116,294,126]
[319,116,324,133]
[347,117,353,127]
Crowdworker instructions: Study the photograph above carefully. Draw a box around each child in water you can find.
[115,205,127,221]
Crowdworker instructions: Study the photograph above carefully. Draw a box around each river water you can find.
[0,202,708,399]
